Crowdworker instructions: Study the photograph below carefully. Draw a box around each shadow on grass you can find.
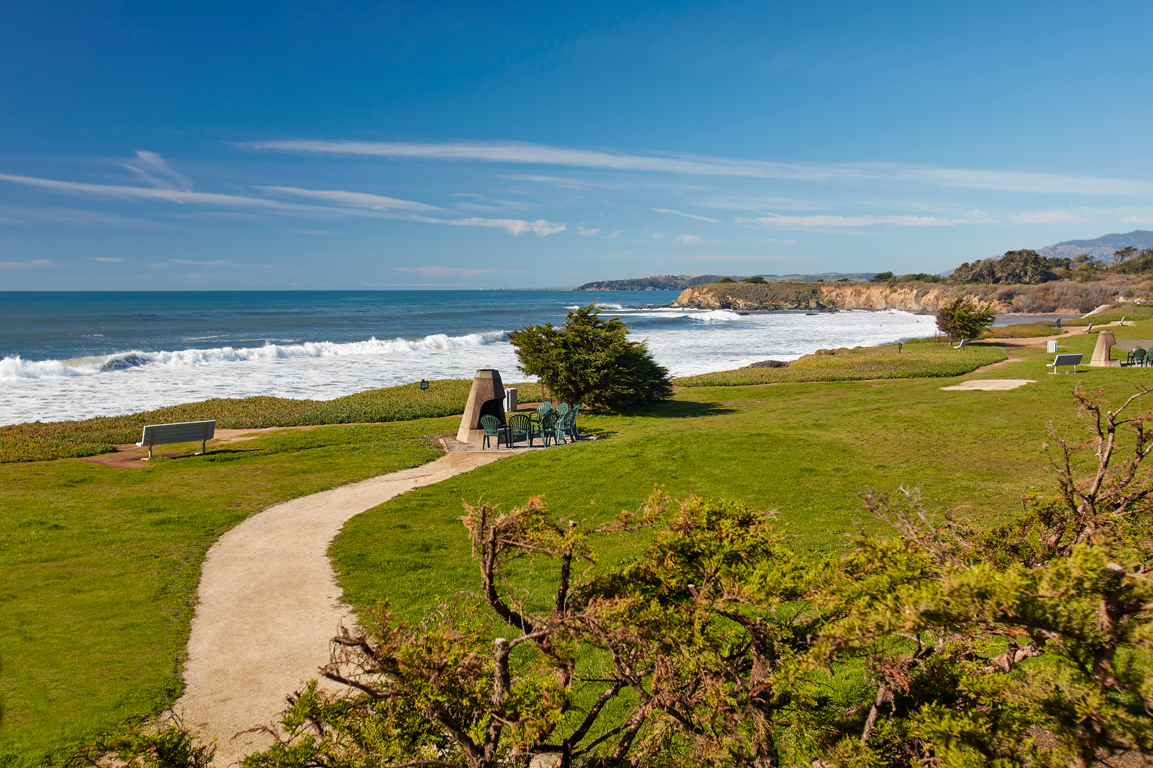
[628,400,735,419]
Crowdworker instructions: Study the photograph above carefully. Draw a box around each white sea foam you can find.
[0,331,509,381]
[0,310,936,425]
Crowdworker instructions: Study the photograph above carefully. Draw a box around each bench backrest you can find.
[1051,354,1083,367]
[139,420,216,447]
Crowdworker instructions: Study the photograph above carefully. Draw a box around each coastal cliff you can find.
[672,282,1014,313]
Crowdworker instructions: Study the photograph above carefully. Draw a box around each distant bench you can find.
[1048,353,1083,374]
[137,420,216,460]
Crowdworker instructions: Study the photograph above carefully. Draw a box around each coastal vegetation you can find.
[0,380,546,464]
[509,303,672,411]
[673,341,1005,387]
[256,386,1153,766]
[934,297,995,342]
[5,309,1153,765]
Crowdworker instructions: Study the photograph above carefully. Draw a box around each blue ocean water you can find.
[0,290,938,425]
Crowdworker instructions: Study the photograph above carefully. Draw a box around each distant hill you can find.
[574,275,729,291]
[574,272,877,291]
[1037,230,1153,261]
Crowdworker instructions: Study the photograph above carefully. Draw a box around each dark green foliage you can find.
[265,387,1153,767]
[1113,248,1153,275]
[952,249,1071,285]
[508,303,672,411]
[716,277,735,283]
[77,723,214,768]
[896,272,942,283]
[872,271,894,282]
[741,275,767,284]
[935,298,995,341]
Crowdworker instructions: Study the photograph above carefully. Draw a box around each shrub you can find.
[742,275,767,284]
[935,298,995,342]
[509,303,672,411]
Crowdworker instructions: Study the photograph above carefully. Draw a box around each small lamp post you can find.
[420,379,429,392]
[897,341,903,354]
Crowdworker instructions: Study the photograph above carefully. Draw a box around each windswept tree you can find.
[508,303,672,411]
[935,297,995,342]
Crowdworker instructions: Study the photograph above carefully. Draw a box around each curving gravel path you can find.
[172,450,513,766]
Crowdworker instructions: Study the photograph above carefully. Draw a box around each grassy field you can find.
[329,323,1153,624]
[0,420,450,765]
[0,380,545,464]
[674,339,1005,387]
[6,312,1153,765]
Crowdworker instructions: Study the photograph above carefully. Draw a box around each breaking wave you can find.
[0,330,510,380]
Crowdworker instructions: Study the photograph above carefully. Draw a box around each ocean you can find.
[0,290,939,426]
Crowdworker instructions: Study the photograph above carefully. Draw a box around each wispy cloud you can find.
[577,226,600,236]
[147,258,280,269]
[1010,210,1085,225]
[674,234,704,243]
[0,259,57,268]
[738,213,984,228]
[122,151,193,191]
[244,138,1153,197]
[653,208,722,223]
[93,257,125,262]
[411,215,565,236]
[652,233,665,240]
[0,172,561,236]
[259,186,441,212]
[394,266,495,278]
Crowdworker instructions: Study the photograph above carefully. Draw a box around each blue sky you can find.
[2,0,1152,290]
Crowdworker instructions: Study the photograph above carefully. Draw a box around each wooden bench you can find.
[137,420,216,459]
[1048,353,1083,374]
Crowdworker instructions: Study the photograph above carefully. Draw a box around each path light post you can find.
[420,379,429,392]
[898,342,902,354]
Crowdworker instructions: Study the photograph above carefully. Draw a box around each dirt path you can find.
[172,450,515,766]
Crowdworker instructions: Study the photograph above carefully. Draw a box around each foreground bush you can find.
[0,380,546,464]
[675,343,1005,387]
[244,386,1153,767]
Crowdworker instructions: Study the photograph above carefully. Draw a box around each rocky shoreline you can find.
[672,281,1095,315]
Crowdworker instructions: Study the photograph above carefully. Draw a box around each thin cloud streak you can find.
[410,214,565,236]
[739,213,986,228]
[259,186,442,212]
[0,259,57,268]
[394,266,495,278]
[244,139,1153,197]
[653,208,722,223]
[0,173,560,237]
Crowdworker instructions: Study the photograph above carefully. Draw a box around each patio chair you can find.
[561,408,578,442]
[479,414,505,449]
[569,404,582,439]
[556,403,570,419]
[537,411,559,447]
[1133,347,1147,367]
[507,413,533,447]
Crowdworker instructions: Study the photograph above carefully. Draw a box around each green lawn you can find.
[331,333,1153,625]
[0,421,448,765]
[7,312,1153,765]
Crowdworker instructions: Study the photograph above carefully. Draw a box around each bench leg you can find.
[148,445,153,460]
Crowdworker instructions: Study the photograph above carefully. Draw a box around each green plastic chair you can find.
[507,413,533,447]
[1133,347,1147,367]
[561,408,578,442]
[556,403,570,419]
[568,404,582,439]
[479,414,505,449]
[537,411,559,447]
